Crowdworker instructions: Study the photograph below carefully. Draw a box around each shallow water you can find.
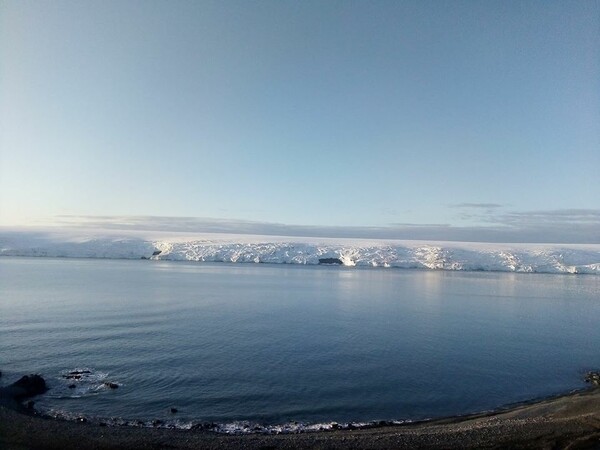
[1,257,599,430]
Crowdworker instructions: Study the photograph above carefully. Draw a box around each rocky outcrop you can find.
[585,371,600,386]
[142,250,162,260]
[0,374,48,402]
[319,258,343,265]
[63,370,91,380]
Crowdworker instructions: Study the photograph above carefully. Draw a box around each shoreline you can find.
[1,385,599,449]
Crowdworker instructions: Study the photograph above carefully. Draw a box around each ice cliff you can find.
[1,230,599,275]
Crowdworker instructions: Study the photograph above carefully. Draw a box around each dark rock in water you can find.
[10,374,48,399]
[0,374,47,409]
[63,374,81,380]
[585,371,600,386]
[141,256,148,260]
[152,419,164,427]
[26,400,35,410]
[104,382,119,389]
[68,384,76,389]
[170,407,178,414]
[319,257,343,265]
[63,370,91,380]
[0,370,2,378]
[152,250,162,256]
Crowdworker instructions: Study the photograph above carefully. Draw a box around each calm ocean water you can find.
[1,257,599,430]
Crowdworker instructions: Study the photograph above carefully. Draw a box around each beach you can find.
[1,386,599,449]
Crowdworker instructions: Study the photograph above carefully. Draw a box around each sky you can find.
[1,1,599,242]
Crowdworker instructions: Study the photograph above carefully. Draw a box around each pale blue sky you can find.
[1,1,599,242]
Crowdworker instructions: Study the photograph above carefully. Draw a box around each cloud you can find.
[454,208,600,243]
[459,207,600,228]
[450,203,504,209]
[493,209,600,225]
[46,210,600,244]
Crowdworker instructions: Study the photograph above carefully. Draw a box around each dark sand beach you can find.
[1,377,599,450]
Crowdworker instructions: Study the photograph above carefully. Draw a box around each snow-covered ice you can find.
[1,228,599,275]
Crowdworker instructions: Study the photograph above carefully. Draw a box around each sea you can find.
[1,256,599,432]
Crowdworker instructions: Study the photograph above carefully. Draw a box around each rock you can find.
[68,384,76,389]
[104,382,119,389]
[63,374,81,380]
[10,374,48,399]
[170,407,178,414]
[319,258,343,265]
[191,422,214,430]
[141,256,148,260]
[66,370,90,376]
[152,250,162,256]
[0,374,48,410]
[63,370,91,380]
[585,371,600,386]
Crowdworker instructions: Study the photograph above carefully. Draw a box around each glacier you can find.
[1,229,599,275]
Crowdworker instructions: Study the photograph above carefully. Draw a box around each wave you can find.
[40,408,408,434]
[1,231,599,275]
